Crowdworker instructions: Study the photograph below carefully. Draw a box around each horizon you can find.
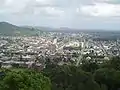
[0,0,120,30]
[0,21,120,32]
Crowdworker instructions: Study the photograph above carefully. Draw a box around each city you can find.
[1,0,120,89]
[0,31,119,69]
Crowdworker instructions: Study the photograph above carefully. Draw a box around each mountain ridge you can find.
[0,22,41,36]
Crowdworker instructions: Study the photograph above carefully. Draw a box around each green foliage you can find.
[43,65,101,90]
[0,22,42,36]
[101,56,120,70]
[94,68,120,90]
[1,56,120,90]
[81,59,99,73]
[109,57,120,70]
[11,63,19,68]
[0,69,51,90]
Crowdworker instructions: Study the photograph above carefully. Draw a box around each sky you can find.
[0,0,120,30]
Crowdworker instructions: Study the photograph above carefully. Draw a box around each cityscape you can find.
[0,22,120,69]
[1,0,120,89]
[0,22,120,90]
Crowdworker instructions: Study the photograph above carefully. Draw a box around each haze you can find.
[0,0,120,30]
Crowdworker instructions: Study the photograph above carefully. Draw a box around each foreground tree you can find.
[43,65,101,90]
[0,69,51,90]
[94,68,120,90]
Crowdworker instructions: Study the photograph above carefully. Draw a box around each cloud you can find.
[0,0,29,13]
[0,0,6,6]
[78,2,120,17]
[42,7,64,16]
[0,0,64,17]
[96,0,120,4]
[0,0,120,30]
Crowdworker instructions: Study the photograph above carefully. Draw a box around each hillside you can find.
[0,22,42,36]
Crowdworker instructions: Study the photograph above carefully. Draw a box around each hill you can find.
[0,22,42,36]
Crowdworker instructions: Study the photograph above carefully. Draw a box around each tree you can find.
[101,56,120,70]
[109,57,120,70]
[0,69,51,90]
[11,63,19,68]
[94,68,120,90]
[43,65,101,90]
[81,59,99,73]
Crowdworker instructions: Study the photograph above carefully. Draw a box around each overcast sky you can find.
[0,0,120,30]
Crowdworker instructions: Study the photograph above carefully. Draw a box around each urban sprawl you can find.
[0,32,119,70]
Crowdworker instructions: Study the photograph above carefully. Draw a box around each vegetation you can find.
[43,64,101,90]
[0,69,51,90]
[0,22,42,36]
[42,56,120,90]
[0,56,120,90]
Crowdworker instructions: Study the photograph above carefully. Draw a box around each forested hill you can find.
[0,22,42,36]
